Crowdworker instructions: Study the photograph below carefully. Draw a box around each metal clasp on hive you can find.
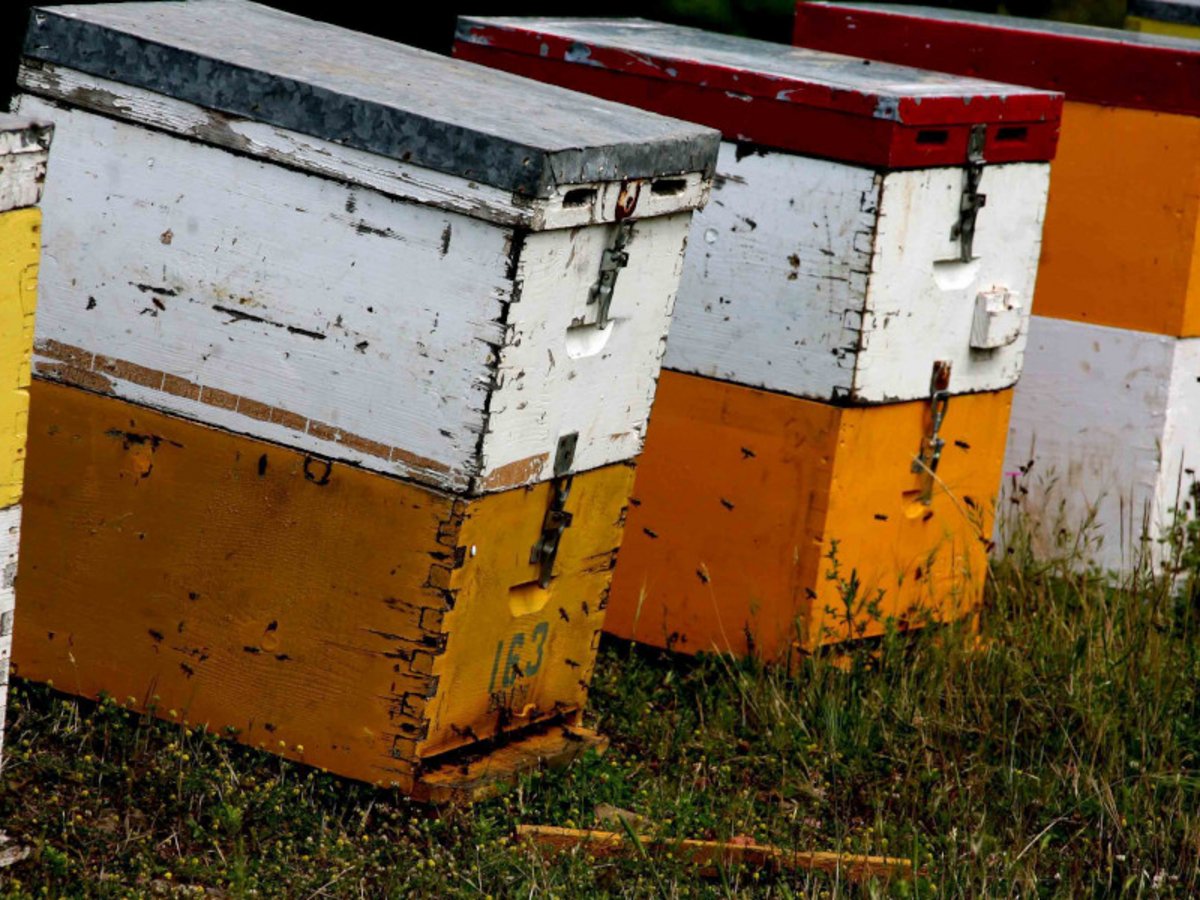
[950,124,988,262]
[530,433,578,588]
[912,361,952,504]
[586,221,634,329]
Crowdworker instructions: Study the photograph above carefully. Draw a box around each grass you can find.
[1,495,1198,896]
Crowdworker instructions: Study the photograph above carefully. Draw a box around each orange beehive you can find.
[792,4,1200,572]
[456,17,1058,660]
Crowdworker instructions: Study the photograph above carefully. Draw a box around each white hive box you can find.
[1005,318,1200,571]
[16,0,718,495]
[456,18,1059,405]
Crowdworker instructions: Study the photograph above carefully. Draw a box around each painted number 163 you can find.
[487,622,549,692]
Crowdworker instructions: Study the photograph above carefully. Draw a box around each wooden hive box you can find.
[792,3,1200,573]
[11,0,718,798]
[455,18,1058,660]
[0,115,52,765]
[1126,0,1200,39]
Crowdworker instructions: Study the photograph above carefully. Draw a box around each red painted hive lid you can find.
[792,3,1200,117]
[454,17,1062,169]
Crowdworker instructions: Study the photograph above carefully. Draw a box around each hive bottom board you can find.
[13,380,635,799]
[606,371,1012,662]
[1,504,17,764]
[1003,315,1200,573]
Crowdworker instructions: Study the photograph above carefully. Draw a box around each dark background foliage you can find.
[2,0,1125,107]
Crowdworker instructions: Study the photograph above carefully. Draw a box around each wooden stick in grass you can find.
[516,825,914,883]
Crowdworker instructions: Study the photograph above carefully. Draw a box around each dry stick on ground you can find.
[516,824,915,883]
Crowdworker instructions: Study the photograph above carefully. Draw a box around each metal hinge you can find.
[587,221,634,329]
[912,361,952,504]
[950,124,988,262]
[530,433,578,588]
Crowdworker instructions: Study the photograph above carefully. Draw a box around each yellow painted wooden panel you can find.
[15,380,630,792]
[1126,15,1200,39]
[426,460,633,758]
[0,208,40,508]
[607,371,1009,661]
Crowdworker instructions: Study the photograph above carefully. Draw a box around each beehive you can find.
[1126,0,1200,39]
[456,17,1058,660]
[0,116,52,765]
[11,0,717,797]
[792,3,1200,572]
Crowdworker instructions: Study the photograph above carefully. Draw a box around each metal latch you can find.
[530,433,578,588]
[950,124,987,262]
[912,361,952,504]
[587,221,634,329]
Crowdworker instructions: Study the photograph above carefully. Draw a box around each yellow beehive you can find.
[10,2,715,796]
[0,115,52,764]
[0,116,52,768]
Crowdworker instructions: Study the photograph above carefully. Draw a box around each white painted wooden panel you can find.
[665,141,1049,402]
[17,63,710,232]
[0,504,17,767]
[0,123,49,214]
[484,213,690,483]
[1158,336,1200,550]
[26,97,506,493]
[1002,316,1196,572]
[665,144,874,397]
[21,97,694,493]
[860,162,1049,402]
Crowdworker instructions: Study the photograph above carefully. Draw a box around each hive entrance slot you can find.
[915,129,949,145]
[651,178,687,196]
[562,187,597,208]
[995,126,1029,143]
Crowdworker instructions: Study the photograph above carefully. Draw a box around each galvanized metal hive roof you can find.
[23,0,720,197]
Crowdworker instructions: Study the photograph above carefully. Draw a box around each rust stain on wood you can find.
[478,452,549,491]
[32,339,450,475]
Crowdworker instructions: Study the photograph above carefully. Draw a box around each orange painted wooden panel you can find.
[14,380,630,792]
[606,371,1009,661]
[1033,101,1200,336]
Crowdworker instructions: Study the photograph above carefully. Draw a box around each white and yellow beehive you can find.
[11,0,717,798]
[0,115,51,766]
[456,18,1059,661]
